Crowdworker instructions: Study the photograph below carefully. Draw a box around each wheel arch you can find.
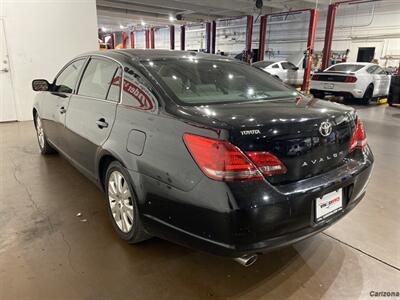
[96,150,128,191]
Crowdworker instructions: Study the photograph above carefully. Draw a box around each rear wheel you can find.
[34,113,56,154]
[105,161,150,244]
[312,91,325,99]
[362,85,374,105]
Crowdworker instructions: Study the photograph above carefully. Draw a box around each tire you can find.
[343,95,353,104]
[311,91,324,99]
[105,161,150,244]
[34,113,56,154]
[362,85,374,105]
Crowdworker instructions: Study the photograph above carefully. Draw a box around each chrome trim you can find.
[233,254,258,267]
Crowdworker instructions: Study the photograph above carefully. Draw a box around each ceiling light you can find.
[119,25,124,29]
[101,27,107,32]
[141,20,146,26]
[169,15,175,22]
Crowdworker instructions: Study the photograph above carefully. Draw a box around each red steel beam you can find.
[258,15,267,61]
[205,22,211,53]
[211,20,216,54]
[180,25,185,50]
[110,33,115,49]
[321,4,337,70]
[245,15,253,63]
[321,0,379,69]
[122,32,127,48]
[170,25,175,50]
[130,31,135,48]
[302,8,319,92]
[150,28,155,49]
[145,29,150,49]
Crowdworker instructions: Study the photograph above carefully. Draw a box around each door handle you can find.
[59,106,67,114]
[0,68,9,73]
[96,118,109,129]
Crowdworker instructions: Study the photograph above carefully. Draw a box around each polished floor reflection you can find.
[0,104,399,299]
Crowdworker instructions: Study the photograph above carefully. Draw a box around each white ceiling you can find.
[97,0,338,31]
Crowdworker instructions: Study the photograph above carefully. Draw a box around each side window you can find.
[281,62,296,70]
[366,66,377,74]
[121,67,158,112]
[78,57,121,101]
[107,68,122,102]
[272,64,279,69]
[54,59,85,93]
[374,67,386,75]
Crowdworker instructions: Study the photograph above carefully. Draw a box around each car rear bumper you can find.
[136,147,374,257]
[310,82,364,98]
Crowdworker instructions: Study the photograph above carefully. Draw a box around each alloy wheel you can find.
[108,171,134,233]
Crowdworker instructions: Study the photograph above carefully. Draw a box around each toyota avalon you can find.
[32,50,373,266]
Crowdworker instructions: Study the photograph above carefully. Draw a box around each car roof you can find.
[329,62,373,66]
[81,49,236,61]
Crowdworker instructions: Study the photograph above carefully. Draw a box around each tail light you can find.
[349,118,367,152]
[312,75,321,81]
[183,134,287,181]
[344,76,357,83]
[246,152,287,176]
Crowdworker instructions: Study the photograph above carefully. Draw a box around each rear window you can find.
[325,64,364,72]
[143,58,297,105]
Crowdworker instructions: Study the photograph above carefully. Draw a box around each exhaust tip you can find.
[233,254,258,267]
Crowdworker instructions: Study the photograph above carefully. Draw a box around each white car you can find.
[253,60,304,86]
[310,62,390,105]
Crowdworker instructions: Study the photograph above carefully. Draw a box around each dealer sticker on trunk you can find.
[315,189,343,222]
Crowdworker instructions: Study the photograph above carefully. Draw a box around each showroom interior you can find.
[0,0,399,299]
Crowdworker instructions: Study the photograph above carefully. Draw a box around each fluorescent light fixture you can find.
[101,27,107,32]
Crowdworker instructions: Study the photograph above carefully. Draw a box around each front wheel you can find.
[34,113,56,154]
[105,161,150,244]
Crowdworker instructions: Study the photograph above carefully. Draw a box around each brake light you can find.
[246,152,287,176]
[183,134,287,181]
[349,118,367,152]
[312,75,321,81]
[344,76,357,83]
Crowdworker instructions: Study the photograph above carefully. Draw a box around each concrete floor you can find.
[0,104,399,300]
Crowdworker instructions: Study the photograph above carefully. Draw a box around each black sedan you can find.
[32,50,373,266]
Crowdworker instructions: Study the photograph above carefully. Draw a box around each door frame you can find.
[0,18,18,122]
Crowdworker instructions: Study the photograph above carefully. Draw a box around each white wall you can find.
[1,0,98,121]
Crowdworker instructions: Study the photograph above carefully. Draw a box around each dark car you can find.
[32,50,373,266]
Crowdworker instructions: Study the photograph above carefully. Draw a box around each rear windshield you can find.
[325,64,364,72]
[143,58,297,105]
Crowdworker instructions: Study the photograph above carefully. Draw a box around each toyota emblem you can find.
[319,121,333,137]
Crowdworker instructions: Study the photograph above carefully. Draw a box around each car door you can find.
[281,61,298,85]
[64,56,122,177]
[373,66,390,96]
[40,58,86,149]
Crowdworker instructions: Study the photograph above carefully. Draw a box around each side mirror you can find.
[292,67,299,71]
[32,79,50,91]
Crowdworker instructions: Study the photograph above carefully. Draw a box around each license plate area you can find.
[324,83,335,89]
[315,189,343,222]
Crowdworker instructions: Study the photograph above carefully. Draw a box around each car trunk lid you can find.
[180,97,355,185]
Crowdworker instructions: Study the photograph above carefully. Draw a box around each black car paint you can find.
[33,50,374,257]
